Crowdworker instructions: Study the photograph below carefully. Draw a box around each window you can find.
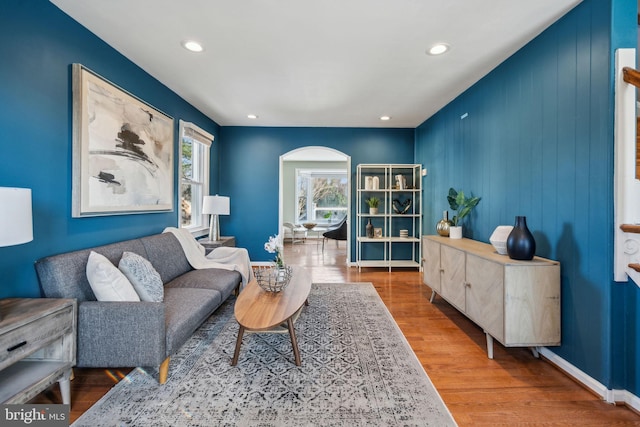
[179,120,212,234]
[296,169,348,224]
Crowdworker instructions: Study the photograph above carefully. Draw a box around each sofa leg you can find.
[159,357,170,384]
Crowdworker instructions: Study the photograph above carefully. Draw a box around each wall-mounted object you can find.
[71,64,174,217]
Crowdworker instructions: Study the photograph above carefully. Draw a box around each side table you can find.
[0,298,77,404]
[198,236,236,254]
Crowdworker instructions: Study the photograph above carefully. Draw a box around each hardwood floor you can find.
[31,237,640,425]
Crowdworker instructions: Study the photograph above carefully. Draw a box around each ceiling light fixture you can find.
[247,114,258,119]
[182,40,204,52]
[427,43,449,56]
[380,116,391,121]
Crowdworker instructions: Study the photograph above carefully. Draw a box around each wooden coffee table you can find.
[232,266,311,366]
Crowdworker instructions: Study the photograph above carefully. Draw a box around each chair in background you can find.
[322,218,347,250]
[283,222,306,244]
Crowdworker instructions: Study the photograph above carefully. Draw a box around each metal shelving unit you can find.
[356,164,422,271]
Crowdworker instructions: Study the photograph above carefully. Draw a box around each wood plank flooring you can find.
[31,237,640,425]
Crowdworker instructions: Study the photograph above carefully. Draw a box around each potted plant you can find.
[447,188,481,239]
[365,197,380,215]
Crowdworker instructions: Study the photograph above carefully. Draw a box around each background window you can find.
[296,169,348,224]
[179,120,212,233]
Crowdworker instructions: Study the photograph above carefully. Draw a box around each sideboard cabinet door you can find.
[440,245,466,312]
[422,237,441,293]
[465,254,505,343]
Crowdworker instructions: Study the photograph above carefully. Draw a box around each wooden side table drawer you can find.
[0,298,76,404]
[0,305,74,370]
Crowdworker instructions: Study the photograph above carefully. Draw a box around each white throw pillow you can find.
[86,251,140,302]
[118,251,164,302]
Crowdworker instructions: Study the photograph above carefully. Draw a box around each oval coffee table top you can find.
[234,266,311,331]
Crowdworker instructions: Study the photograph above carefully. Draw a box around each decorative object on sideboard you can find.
[436,210,453,237]
[447,187,481,239]
[203,195,230,241]
[365,197,380,215]
[506,216,536,260]
[302,222,317,230]
[489,225,514,255]
[366,218,374,238]
[392,198,412,214]
[0,187,33,319]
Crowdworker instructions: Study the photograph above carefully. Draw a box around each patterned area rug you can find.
[73,283,457,426]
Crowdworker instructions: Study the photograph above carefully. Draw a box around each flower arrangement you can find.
[264,233,284,267]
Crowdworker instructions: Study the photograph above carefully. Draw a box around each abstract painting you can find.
[72,64,174,217]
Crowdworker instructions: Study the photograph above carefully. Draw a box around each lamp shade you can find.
[0,187,33,247]
[202,195,230,215]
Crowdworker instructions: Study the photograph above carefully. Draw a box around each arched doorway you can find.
[279,146,351,263]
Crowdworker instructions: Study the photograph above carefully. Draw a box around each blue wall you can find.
[415,0,638,395]
[218,127,414,261]
[0,0,221,298]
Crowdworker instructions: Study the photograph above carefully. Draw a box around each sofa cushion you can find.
[164,268,241,301]
[86,251,140,302]
[163,287,222,355]
[35,238,148,301]
[118,251,164,302]
[139,233,193,284]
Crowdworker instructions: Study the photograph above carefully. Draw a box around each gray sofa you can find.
[35,232,241,384]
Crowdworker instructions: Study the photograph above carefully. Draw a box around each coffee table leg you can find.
[287,318,301,366]
[231,325,245,366]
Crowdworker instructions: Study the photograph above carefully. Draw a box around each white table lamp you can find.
[0,187,33,247]
[0,187,33,320]
[202,195,230,241]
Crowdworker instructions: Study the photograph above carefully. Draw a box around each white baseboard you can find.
[538,347,640,412]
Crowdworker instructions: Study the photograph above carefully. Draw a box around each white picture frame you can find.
[72,64,174,217]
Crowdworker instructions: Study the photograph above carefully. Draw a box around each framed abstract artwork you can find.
[72,64,174,217]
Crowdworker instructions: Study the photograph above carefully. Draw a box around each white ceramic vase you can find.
[449,226,462,239]
[369,207,378,215]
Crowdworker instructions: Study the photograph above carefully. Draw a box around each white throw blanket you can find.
[163,227,252,286]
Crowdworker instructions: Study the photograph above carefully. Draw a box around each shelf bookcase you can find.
[356,164,422,271]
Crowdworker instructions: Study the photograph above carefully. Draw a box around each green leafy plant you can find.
[365,197,380,208]
[447,188,481,226]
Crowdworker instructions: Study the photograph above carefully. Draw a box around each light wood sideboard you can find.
[0,298,77,404]
[422,235,560,359]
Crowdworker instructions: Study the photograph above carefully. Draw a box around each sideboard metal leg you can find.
[530,346,540,358]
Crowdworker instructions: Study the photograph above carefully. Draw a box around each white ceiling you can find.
[50,0,582,128]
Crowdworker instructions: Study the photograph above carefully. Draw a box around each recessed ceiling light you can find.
[247,114,258,119]
[182,40,204,52]
[380,116,391,121]
[427,43,449,56]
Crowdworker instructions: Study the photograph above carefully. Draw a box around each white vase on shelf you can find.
[449,226,462,239]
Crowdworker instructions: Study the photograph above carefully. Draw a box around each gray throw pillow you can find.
[118,251,164,302]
